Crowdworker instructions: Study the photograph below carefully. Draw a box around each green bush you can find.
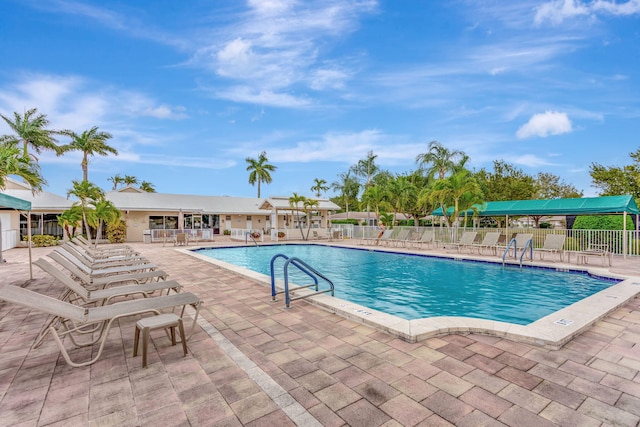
[331,219,359,225]
[572,215,634,230]
[223,229,231,235]
[107,220,127,243]
[24,234,58,247]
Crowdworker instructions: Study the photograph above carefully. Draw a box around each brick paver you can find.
[1,241,640,426]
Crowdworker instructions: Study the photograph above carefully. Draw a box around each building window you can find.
[148,216,178,229]
[246,216,252,220]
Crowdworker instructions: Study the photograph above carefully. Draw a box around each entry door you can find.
[246,220,252,230]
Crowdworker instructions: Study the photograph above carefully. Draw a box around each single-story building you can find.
[0,179,340,243]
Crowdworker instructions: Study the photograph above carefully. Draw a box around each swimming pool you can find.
[194,244,619,325]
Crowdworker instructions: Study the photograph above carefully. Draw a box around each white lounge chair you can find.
[34,258,182,306]
[444,231,477,252]
[48,250,168,289]
[52,247,157,276]
[0,285,201,367]
[466,232,501,255]
[48,250,160,286]
[536,234,566,262]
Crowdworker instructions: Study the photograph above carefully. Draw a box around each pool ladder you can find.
[270,254,335,308]
[245,232,258,246]
[501,238,533,267]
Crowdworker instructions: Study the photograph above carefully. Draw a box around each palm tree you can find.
[311,178,329,197]
[386,175,417,227]
[351,151,379,220]
[0,143,45,191]
[87,199,121,245]
[108,174,124,190]
[59,126,116,182]
[430,169,483,231]
[57,206,83,240]
[246,151,277,198]
[360,185,391,225]
[0,108,62,160]
[331,171,360,219]
[67,180,104,244]
[140,181,156,192]
[0,143,46,263]
[123,175,138,187]
[289,192,308,240]
[416,140,466,180]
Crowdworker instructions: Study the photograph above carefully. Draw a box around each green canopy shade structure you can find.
[0,193,31,211]
[432,195,640,217]
[0,193,33,276]
[432,195,639,259]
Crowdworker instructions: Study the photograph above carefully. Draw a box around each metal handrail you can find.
[269,253,335,308]
[270,254,318,301]
[245,232,258,246]
[501,238,517,263]
[519,239,533,267]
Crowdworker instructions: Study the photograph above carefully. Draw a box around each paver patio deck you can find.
[1,239,640,426]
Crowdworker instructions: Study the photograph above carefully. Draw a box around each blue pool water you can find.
[195,244,619,325]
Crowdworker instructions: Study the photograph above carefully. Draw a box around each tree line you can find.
[246,142,640,230]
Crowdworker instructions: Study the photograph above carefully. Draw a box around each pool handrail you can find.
[502,238,518,263]
[519,238,534,267]
[283,257,335,308]
[270,254,318,301]
[245,232,258,246]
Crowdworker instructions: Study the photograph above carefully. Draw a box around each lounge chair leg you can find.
[142,328,150,368]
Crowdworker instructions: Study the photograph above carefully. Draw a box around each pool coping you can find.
[181,243,640,350]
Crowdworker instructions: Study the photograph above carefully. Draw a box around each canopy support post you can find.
[623,211,628,260]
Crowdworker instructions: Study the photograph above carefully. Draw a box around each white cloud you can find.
[215,86,311,108]
[255,129,424,165]
[516,111,573,139]
[509,154,555,167]
[535,0,640,25]
[192,1,377,107]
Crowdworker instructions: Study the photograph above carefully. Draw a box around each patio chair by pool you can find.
[412,230,436,249]
[0,285,201,367]
[34,258,182,306]
[48,251,163,287]
[72,237,137,257]
[75,235,132,251]
[466,231,501,255]
[388,229,411,247]
[175,233,188,246]
[536,234,566,262]
[376,229,394,246]
[62,242,148,268]
[51,247,157,276]
[500,233,534,259]
[444,231,477,252]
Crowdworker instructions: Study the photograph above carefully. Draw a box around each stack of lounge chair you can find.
[0,239,202,367]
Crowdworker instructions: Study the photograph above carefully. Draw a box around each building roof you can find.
[105,190,266,214]
[259,196,340,211]
[432,195,640,217]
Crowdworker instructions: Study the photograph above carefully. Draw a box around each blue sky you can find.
[1,0,639,199]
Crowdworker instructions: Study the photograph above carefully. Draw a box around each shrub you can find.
[24,234,58,247]
[572,215,633,230]
[107,220,127,243]
[277,231,285,238]
[331,219,359,225]
[223,229,231,235]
